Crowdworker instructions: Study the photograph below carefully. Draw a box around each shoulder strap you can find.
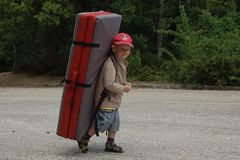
[87,52,119,137]
[93,88,109,136]
[110,53,118,82]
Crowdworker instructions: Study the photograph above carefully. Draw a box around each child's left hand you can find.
[125,82,132,86]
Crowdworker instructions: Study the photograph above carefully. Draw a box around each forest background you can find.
[1,0,240,86]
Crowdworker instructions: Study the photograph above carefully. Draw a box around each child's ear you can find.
[111,45,116,52]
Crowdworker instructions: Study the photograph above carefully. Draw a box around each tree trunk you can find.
[13,43,16,71]
[157,0,164,57]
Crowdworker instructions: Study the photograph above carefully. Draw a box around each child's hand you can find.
[123,84,131,93]
[125,82,132,86]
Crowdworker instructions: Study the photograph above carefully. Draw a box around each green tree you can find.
[162,1,240,85]
[1,0,240,85]
[0,0,75,75]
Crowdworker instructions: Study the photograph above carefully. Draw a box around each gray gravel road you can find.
[0,88,240,160]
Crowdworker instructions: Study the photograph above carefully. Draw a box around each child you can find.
[77,32,134,153]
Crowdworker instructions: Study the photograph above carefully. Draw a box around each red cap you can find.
[112,33,134,48]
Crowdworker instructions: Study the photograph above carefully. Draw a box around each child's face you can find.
[112,44,131,60]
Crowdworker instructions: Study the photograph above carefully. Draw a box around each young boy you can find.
[77,32,134,153]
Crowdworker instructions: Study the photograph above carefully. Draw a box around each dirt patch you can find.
[0,72,63,87]
[1,72,240,90]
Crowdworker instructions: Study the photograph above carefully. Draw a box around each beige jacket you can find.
[95,55,128,110]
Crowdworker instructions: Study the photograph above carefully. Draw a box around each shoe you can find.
[77,138,89,153]
[105,143,124,153]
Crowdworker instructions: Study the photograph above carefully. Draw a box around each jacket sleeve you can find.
[103,61,124,94]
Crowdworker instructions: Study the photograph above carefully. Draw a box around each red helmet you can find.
[112,33,134,48]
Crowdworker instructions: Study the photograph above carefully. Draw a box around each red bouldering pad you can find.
[57,11,122,140]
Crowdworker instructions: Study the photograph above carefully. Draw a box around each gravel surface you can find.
[0,87,240,160]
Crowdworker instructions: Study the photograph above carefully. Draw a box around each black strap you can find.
[58,79,71,86]
[59,79,91,88]
[85,52,119,137]
[59,79,70,86]
[92,53,118,137]
[76,82,91,88]
[72,40,99,48]
[110,54,118,82]
[93,89,109,136]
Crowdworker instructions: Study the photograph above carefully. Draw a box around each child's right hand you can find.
[123,84,131,93]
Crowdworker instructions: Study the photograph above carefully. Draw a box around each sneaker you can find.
[105,143,124,153]
[77,138,89,153]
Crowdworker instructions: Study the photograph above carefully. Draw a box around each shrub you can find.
[162,5,240,86]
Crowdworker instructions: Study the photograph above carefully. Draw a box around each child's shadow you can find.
[56,144,106,158]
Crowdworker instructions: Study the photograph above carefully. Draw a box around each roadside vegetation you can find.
[0,0,240,86]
